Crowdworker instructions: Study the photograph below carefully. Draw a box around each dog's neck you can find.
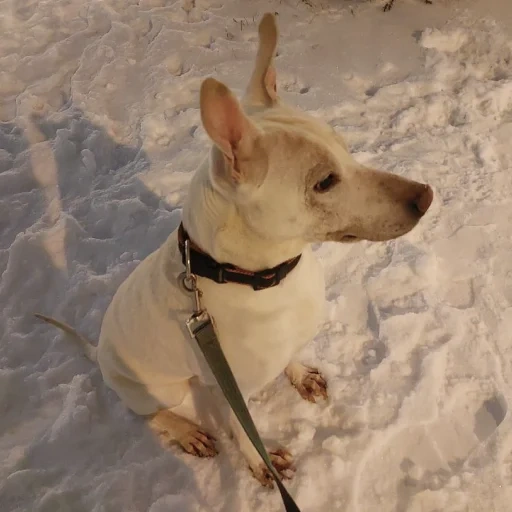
[182,160,305,272]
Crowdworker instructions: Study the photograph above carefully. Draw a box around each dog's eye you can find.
[314,173,338,193]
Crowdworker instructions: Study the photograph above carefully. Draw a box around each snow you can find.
[1,0,512,511]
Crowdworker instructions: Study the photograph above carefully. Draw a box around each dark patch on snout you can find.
[376,173,434,221]
[407,184,434,217]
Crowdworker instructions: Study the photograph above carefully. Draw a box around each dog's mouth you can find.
[325,231,361,243]
[326,223,417,243]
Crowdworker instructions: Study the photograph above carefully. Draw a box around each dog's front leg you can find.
[229,408,295,487]
[285,361,328,403]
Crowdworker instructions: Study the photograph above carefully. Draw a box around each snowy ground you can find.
[1,0,512,511]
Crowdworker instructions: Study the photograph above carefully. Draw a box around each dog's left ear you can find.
[244,13,279,107]
[200,78,261,184]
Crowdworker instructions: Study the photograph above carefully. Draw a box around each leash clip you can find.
[186,310,211,339]
[178,239,203,315]
[179,239,210,336]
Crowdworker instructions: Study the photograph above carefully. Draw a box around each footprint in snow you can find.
[356,384,507,512]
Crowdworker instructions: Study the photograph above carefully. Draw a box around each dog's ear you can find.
[200,78,261,184]
[244,13,278,107]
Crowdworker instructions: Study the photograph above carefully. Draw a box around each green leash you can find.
[187,312,301,512]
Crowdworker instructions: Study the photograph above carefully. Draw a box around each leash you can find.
[179,239,301,512]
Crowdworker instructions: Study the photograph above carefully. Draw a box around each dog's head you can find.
[199,13,433,245]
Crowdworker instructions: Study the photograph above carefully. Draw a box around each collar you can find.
[177,223,302,291]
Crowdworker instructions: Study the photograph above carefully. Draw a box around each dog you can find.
[36,12,433,487]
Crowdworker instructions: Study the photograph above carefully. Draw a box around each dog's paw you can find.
[149,411,219,457]
[286,363,328,403]
[251,448,296,488]
[179,429,218,457]
[383,0,395,11]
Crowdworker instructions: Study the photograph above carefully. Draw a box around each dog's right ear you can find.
[244,13,279,107]
[200,77,261,184]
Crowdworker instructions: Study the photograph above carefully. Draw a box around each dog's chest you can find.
[198,248,325,395]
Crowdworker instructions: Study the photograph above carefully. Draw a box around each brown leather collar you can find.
[177,223,302,291]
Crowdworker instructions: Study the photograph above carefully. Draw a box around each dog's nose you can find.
[409,184,434,216]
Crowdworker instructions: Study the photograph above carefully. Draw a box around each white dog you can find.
[37,13,433,486]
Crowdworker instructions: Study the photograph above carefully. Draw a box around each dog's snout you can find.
[409,184,433,216]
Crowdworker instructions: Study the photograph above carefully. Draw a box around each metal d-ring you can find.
[179,272,196,293]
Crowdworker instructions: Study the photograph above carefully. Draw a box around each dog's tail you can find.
[34,313,97,363]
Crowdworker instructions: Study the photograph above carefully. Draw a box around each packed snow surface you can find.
[1,0,512,511]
